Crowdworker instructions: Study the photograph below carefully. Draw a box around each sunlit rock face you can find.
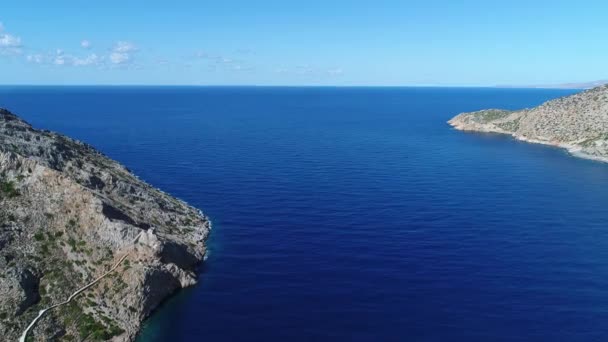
[449,85,608,162]
[0,109,211,341]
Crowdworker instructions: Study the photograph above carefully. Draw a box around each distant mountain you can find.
[449,84,608,162]
[496,80,608,89]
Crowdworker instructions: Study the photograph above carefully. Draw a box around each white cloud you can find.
[73,53,101,66]
[114,41,137,53]
[26,54,44,64]
[192,50,251,72]
[33,49,104,67]
[113,41,137,53]
[294,65,313,75]
[23,40,135,67]
[109,52,130,64]
[0,22,23,55]
[0,34,21,48]
[53,50,66,65]
[81,40,91,49]
[109,41,138,65]
[326,68,344,76]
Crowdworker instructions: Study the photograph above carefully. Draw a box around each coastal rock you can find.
[0,109,211,341]
[0,267,41,316]
[448,85,608,162]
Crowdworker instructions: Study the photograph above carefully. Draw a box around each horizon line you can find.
[0,84,589,90]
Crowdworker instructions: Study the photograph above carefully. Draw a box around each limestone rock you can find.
[0,109,211,341]
[448,85,608,162]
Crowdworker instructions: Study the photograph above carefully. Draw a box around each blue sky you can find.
[1,0,608,86]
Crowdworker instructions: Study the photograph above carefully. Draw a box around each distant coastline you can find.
[449,85,608,164]
[495,80,608,90]
[449,120,608,164]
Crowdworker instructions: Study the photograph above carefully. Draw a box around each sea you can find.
[2,86,608,342]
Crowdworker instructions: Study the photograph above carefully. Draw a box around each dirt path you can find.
[19,233,141,342]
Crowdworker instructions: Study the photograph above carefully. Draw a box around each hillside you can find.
[448,85,608,162]
[0,109,211,341]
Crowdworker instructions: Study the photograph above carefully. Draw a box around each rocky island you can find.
[0,109,211,341]
[449,85,608,162]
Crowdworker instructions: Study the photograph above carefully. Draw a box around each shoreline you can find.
[133,218,212,342]
[448,121,608,164]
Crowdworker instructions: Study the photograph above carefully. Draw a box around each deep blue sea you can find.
[4,86,608,342]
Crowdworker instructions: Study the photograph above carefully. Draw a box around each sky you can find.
[1,0,608,86]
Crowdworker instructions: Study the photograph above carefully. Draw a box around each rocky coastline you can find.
[448,85,608,163]
[0,108,211,341]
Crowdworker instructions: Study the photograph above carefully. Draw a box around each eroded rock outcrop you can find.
[0,109,211,341]
[448,85,608,162]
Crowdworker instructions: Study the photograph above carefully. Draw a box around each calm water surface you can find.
[3,87,608,342]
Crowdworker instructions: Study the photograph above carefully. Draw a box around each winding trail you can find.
[19,233,142,342]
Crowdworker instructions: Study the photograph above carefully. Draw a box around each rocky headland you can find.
[0,108,211,341]
[448,85,608,162]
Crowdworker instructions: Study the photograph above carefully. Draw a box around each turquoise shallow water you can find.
[4,86,608,342]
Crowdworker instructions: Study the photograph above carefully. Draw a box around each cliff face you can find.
[0,109,211,341]
[448,85,608,162]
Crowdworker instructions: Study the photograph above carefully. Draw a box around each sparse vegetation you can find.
[472,109,513,123]
[496,117,522,132]
[60,302,124,341]
[451,84,608,161]
[0,109,211,341]
[0,179,20,198]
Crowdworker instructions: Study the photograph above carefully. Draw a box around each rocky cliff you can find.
[448,85,608,162]
[0,108,211,341]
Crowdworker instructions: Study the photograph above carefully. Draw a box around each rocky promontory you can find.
[0,108,211,341]
[448,85,608,162]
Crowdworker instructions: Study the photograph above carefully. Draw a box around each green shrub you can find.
[41,244,50,255]
[0,180,20,198]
